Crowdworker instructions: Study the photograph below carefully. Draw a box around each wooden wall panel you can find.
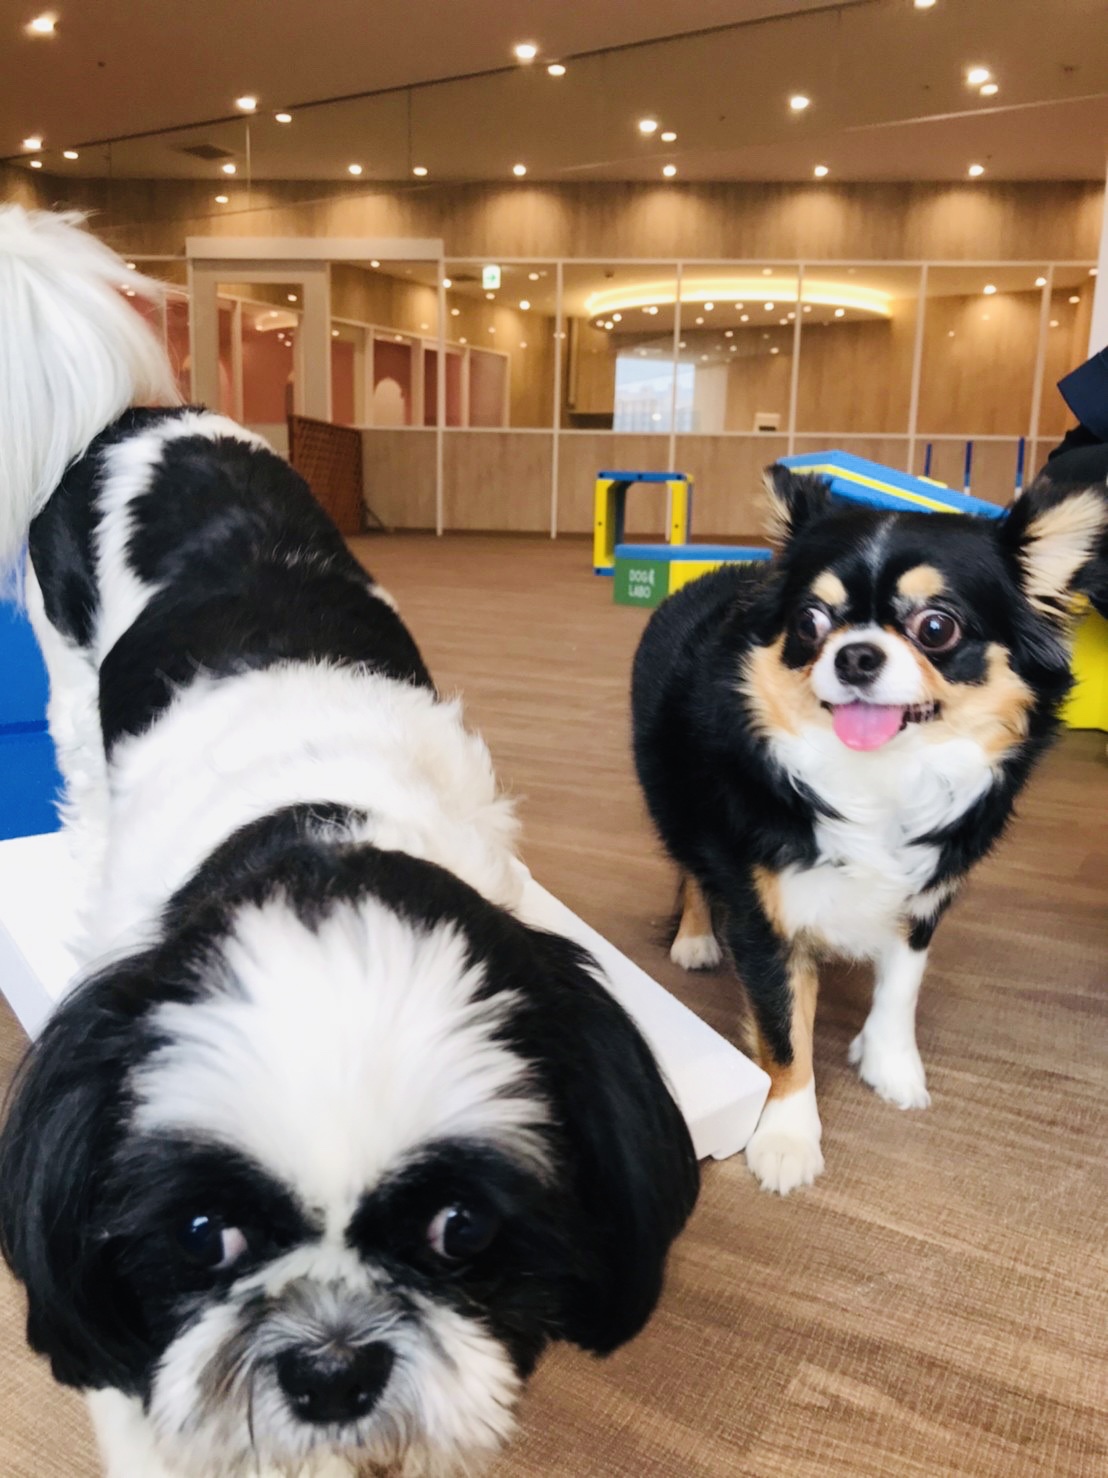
[674,436,789,537]
[361,430,437,528]
[0,164,44,210]
[442,433,552,532]
[556,435,676,535]
[48,177,1103,265]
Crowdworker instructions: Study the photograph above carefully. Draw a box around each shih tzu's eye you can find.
[177,1214,249,1272]
[907,608,961,653]
[427,1203,501,1263]
[794,605,832,647]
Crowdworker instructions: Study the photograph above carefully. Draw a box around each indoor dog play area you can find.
[1,5,1106,1477]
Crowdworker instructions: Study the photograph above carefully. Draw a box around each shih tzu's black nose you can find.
[835,641,886,687]
[277,1342,394,1425]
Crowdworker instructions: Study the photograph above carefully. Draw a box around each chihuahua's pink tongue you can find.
[831,702,905,750]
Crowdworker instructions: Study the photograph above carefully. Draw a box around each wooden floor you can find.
[1,535,1105,1478]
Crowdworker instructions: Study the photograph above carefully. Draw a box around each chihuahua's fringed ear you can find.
[1000,479,1108,624]
[762,464,834,548]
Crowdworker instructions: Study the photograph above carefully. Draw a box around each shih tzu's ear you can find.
[762,464,835,548]
[999,478,1108,625]
[0,958,151,1390]
[523,929,699,1356]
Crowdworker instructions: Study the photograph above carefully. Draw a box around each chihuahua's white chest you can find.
[768,723,995,957]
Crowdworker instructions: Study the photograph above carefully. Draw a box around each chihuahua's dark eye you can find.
[177,1215,249,1272]
[908,608,961,653]
[427,1204,501,1263]
[795,605,832,646]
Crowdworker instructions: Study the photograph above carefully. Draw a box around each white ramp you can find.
[0,832,767,1161]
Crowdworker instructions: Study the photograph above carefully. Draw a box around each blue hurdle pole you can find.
[963,440,974,497]
[1014,436,1026,497]
[923,442,933,478]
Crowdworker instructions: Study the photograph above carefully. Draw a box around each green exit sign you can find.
[482,264,502,291]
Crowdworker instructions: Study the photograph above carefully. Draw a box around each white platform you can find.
[0,831,768,1161]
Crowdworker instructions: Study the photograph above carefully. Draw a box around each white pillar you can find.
[1089,163,1108,355]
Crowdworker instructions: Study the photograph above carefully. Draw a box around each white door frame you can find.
[185,236,446,522]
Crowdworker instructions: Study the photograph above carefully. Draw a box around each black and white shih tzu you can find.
[0,209,698,1477]
[632,463,1107,1196]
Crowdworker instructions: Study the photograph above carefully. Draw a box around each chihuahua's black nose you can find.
[277,1342,394,1425]
[835,641,886,687]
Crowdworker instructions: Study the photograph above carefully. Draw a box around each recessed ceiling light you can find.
[660,130,677,143]
[613,313,622,322]
[740,313,749,322]
[26,14,56,35]
[488,326,496,334]
[779,318,788,325]
[486,291,495,300]
[789,94,811,112]
[441,277,452,288]
[62,149,78,160]
[547,62,565,77]
[983,283,997,295]
[235,96,258,113]
[221,162,237,175]
[813,164,829,178]
[29,159,43,168]
[520,299,531,310]
[764,302,775,311]
[695,316,704,325]
[287,294,298,303]
[332,329,340,338]
[1069,295,1080,304]
[22,136,43,151]
[979,82,999,97]
[662,164,677,177]
[1035,275,1047,286]
[347,163,363,175]
[913,0,937,9]
[126,261,136,269]
[1090,267,1098,276]
[1049,319,1059,328]
[803,304,812,312]
[730,344,737,351]
[966,66,991,87]
[834,307,845,317]
[275,112,293,124]
[214,194,229,204]
[412,165,428,177]
[639,118,659,135]
[520,341,528,349]
[459,337,467,345]
[724,329,734,338]
[514,42,538,61]
[967,163,985,177]
[762,267,773,276]
[451,307,460,316]
[528,271,540,281]
[512,163,527,177]
[124,289,136,297]
[370,259,380,268]
[770,346,780,354]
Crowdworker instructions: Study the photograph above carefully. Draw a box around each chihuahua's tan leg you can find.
[669,873,722,970]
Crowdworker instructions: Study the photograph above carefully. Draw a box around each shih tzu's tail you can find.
[0,206,179,573]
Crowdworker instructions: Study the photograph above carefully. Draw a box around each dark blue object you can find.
[1058,349,1108,441]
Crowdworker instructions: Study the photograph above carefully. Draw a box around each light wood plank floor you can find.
[1,535,1105,1477]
